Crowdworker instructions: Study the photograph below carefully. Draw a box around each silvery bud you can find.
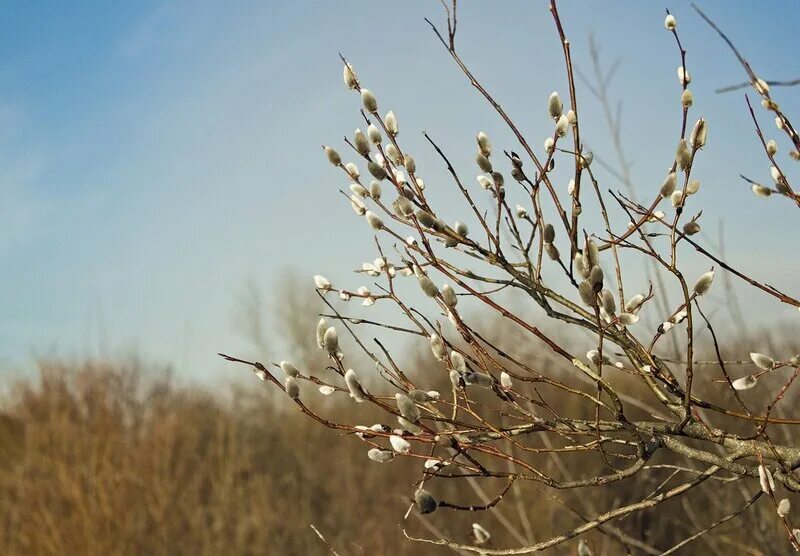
[368,123,382,144]
[466,372,493,388]
[430,333,446,361]
[473,523,491,544]
[683,221,700,235]
[350,194,366,215]
[280,361,300,378]
[345,162,360,179]
[450,350,467,373]
[398,416,422,434]
[395,195,414,217]
[416,209,436,228]
[676,139,692,170]
[476,152,493,172]
[555,114,569,137]
[692,270,714,296]
[548,91,563,119]
[314,275,332,290]
[345,369,367,402]
[325,146,341,166]
[365,210,384,230]
[516,204,528,218]
[492,171,504,188]
[545,242,559,261]
[625,294,645,313]
[660,172,677,198]
[350,183,368,197]
[690,118,707,149]
[677,66,691,85]
[601,289,616,315]
[664,14,676,30]
[544,223,555,243]
[584,240,599,268]
[564,110,576,127]
[454,221,468,236]
[767,139,778,156]
[441,284,458,308]
[500,371,512,389]
[417,274,439,298]
[384,110,398,136]
[390,434,411,453]
[544,136,555,153]
[758,464,775,493]
[343,63,358,89]
[578,281,596,306]
[580,150,594,168]
[686,179,700,195]
[408,389,436,403]
[618,313,640,326]
[449,369,462,388]
[361,89,378,112]
[477,131,492,157]
[750,352,775,370]
[477,175,493,189]
[318,385,335,395]
[323,326,339,353]
[284,376,300,399]
[385,143,401,165]
[681,89,693,107]
[316,317,327,348]
[404,154,416,173]
[731,375,758,390]
[369,180,382,199]
[776,116,785,130]
[755,78,770,95]
[778,498,791,517]
[671,189,684,208]
[415,488,438,514]
[589,265,604,292]
[354,128,370,155]
[368,448,394,463]
[396,392,421,422]
[752,183,771,197]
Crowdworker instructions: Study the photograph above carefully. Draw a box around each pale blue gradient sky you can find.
[1,1,798,380]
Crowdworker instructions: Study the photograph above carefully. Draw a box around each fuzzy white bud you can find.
[354,128,370,155]
[284,376,300,399]
[361,89,378,112]
[368,124,382,144]
[660,172,677,198]
[767,139,778,156]
[750,352,775,370]
[664,14,676,30]
[681,89,693,107]
[555,114,569,137]
[690,118,707,149]
[365,210,384,230]
[430,333,445,361]
[396,392,421,422]
[325,146,341,166]
[477,131,492,157]
[384,110,398,136]
[343,63,357,89]
[693,270,714,296]
[280,361,300,378]
[548,91,563,120]
[515,204,528,218]
[500,371,512,389]
[390,434,411,453]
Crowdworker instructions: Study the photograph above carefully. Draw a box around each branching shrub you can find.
[223,2,800,553]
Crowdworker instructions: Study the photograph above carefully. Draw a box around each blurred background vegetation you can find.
[1,276,797,555]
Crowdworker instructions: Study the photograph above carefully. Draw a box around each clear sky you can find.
[1,1,798,381]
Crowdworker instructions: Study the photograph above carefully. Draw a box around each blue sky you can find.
[1,1,798,381]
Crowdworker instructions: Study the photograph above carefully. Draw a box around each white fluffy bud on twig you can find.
[368,124,382,144]
[476,153,492,173]
[345,369,367,402]
[690,118,707,149]
[555,114,569,137]
[354,128,370,155]
[500,371,512,389]
[384,110,398,136]
[660,172,677,198]
[417,274,439,298]
[369,180,382,199]
[548,91,563,119]
[284,376,300,399]
[778,498,791,517]
[677,66,691,85]
[676,139,692,170]
[767,139,778,156]
[544,137,555,153]
[477,131,492,157]
[343,63,357,89]
[316,318,327,349]
[345,162,360,179]
[441,284,458,308]
[755,78,770,95]
[750,352,775,370]
[314,275,331,290]
[450,350,466,373]
[686,179,700,195]
[280,361,300,378]
[396,392,421,422]
[350,195,367,215]
[759,464,775,493]
[323,327,339,353]
[324,146,341,166]
[368,448,394,463]
[692,270,714,296]
[664,14,676,30]
[732,375,757,391]
[515,204,528,218]
[390,434,411,453]
[681,89,693,107]
[430,334,445,361]
[365,211,384,230]
[361,89,378,112]
[752,183,772,197]
[473,523,491,544]
[415,489,438,514]
[477,175,492,189]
